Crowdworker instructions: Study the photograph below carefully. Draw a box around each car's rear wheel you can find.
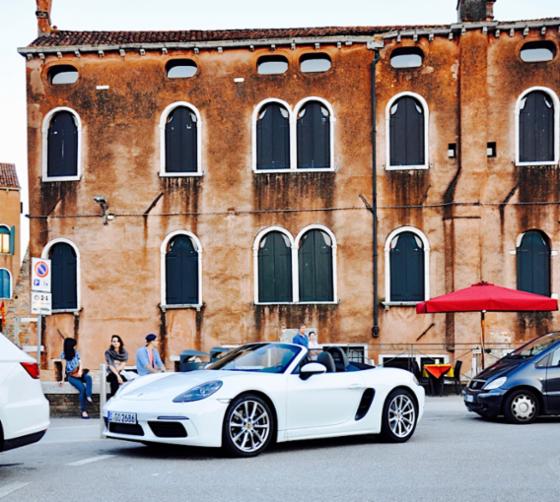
[504,389,539,424]
[222,394,274,457]
[381,389,418,442]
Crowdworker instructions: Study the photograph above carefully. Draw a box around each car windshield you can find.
[208,343,301,373]
[506,332,560,359]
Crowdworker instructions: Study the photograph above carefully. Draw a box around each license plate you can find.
[108,411,137,424]
[464,394,474,403]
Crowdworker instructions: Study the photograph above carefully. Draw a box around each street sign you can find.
[31,292,52,315]
[31,258,51,293]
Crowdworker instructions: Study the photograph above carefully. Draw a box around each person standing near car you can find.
[136,333,166,376]
[60,338,93,419]
[292,324,309,348]
[105,335,129,398]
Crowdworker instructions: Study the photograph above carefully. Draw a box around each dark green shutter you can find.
[390,96,425,166]
[47,111,78,177]
[390,232,425,301]
[165,107,198,173]
[258,232,292,302]
[166,235,199,304]
[517,230,550,296]
[51,243,77,310]
[297,101,331,169]
[519,91,554,163]
[9,226,15,255]
[298,230,334,301]
[0,269,10,298]
[256,104,290,170]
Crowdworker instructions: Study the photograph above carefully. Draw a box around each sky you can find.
[1,0,559,254]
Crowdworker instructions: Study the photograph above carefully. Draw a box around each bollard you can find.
[99,363,107,438]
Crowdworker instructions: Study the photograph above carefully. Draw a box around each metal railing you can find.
[371,342,515,381]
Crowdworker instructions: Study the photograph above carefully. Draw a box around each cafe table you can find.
[423,363,453,396]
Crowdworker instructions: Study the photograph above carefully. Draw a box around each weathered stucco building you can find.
[0,163,21,319]
[19,0,560,373]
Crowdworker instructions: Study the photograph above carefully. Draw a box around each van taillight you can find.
[20,362,40,379]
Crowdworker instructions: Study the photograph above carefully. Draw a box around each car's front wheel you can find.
[504,389,539,424]
[222,394,274,457]
[381,389,418,442]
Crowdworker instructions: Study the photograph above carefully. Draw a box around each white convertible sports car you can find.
[103,342,425,457]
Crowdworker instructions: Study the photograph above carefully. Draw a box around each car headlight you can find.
[173,380,223,403]
[483,376,507,390]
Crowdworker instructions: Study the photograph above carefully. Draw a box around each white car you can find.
[104,342,425,457]
[0,333,49,451]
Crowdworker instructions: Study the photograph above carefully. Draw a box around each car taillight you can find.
[20,362,40,379]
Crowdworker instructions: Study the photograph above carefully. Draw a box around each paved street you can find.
[1,396,559,502]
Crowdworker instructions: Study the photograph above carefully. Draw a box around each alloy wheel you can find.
[388,393,416,439]
[228,399,271,454]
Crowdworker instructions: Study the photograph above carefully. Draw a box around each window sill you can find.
[382,301,422,308]
[515,161,559,167]
[255,300,339,306]
[386,165,429,171]
[42,176,81,182]
[160,303,203,311]
[159,171,203,177]
[51,308,80,314]
[253,168,336,174]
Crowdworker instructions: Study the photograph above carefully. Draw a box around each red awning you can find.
[416,282,558,314]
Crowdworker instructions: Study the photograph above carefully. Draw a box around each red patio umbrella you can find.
[416,282,558,368]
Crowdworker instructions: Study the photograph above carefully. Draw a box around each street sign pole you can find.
[36,314,42,366]
[31,258,51,366]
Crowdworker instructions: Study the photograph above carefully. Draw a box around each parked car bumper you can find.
[463,388,505,416]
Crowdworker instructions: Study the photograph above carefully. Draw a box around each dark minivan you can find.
[464,332,560,423]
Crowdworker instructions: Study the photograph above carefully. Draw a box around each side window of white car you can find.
[550,348,560,367]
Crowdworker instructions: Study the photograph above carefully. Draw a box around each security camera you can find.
[93,195,107,204]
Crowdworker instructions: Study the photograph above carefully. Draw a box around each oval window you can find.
[49,65,79,85]
[257,55,288,75]
[520,41,556,63]
[300,53,332,73]
[166,59,198,79]
[390,48,424,69]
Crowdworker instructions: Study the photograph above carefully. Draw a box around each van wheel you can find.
[504,390,539,424]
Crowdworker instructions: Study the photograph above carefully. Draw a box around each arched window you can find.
[388,93,428,168]
[256,102,290,170]
[164,233,200,305]
[48,242,78,310]
[163,105,199,174]
[518,89,556,164]
[46,109,79,178]
[516,230,551,296]
[386,228,429,302]
[298,228,334,302]
[0,225,13,255]
[296,100,332,169]
[257,230,293,302]
[0,269,11,299]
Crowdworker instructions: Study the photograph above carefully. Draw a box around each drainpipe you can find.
[369,43,381,338]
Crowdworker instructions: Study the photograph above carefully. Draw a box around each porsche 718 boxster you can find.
[103,342,425,456]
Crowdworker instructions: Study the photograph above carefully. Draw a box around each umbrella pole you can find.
[480,310,486,370]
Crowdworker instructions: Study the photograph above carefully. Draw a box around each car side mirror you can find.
[300,362,327,381]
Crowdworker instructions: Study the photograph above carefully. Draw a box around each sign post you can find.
[31,258,52,365]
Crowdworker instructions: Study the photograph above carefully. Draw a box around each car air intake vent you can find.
[469,379,486,390]
[355,388,375,420]
[148,421,188,438]
[108,423,144,436]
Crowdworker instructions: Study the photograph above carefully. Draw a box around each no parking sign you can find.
[31,258,51,293]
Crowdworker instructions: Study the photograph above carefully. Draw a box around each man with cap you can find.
[136,333,166,376]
